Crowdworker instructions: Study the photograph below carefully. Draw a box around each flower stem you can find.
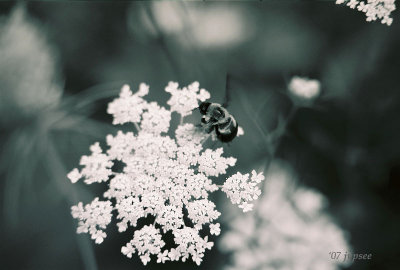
[153,214,158,226]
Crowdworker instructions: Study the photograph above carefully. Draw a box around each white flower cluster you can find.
[165,81,210,117]
[336,0,396,25]
[107,83,149,125]
[121,225,165,264]
[222,170,265,212]
[71,198,113,244]
[68,82,265,265]
[288,76,321,100]
[67,142,113,184]
[220,160,352,270]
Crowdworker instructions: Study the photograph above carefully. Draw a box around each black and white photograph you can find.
[0,1,399,270]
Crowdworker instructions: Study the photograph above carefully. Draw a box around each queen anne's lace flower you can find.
[172,227,214,265]
[209,223,221,236]
[336,0,396,26]
[67,168,81,184]
[140,102,171,134]
[106,131,135,161]
[198,148,237,177]
[187,199,221,229]
[222,170,265,213]
[165,81,210,117]
[68,142,113,185]
[175,123,208,146]
[68,82,265,265]
[121,225,165,265]
[71,198,113,244]
[107,83,149,125]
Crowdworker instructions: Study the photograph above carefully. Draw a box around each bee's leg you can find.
[222,73,232,108]
[205,127,214,134]
[203,123,215,134]
[196,117,207,128]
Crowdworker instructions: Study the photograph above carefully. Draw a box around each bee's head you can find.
[199,102,211,115]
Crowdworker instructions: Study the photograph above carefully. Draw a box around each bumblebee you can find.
[199,102,238,143]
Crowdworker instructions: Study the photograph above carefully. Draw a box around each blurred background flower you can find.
[0,6,62,126]
[220,160,352,270]
[0,1,399,270]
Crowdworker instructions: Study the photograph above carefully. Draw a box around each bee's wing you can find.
[225,74,293,150]
[222,73,232,108]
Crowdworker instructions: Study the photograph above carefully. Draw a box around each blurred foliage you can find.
[0,1,399,270]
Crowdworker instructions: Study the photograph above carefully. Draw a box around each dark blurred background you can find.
[0,1,399,270]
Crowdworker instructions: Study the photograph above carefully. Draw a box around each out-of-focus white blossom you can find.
[220,160,352,270]
[188,6,254,49]
[336,0,396,26]
[292,187,327,218]
[69,82,265,265]
[288,76,321,100]
[147,2,254,49]
[237,126,244,137]
[0,6,62,125]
